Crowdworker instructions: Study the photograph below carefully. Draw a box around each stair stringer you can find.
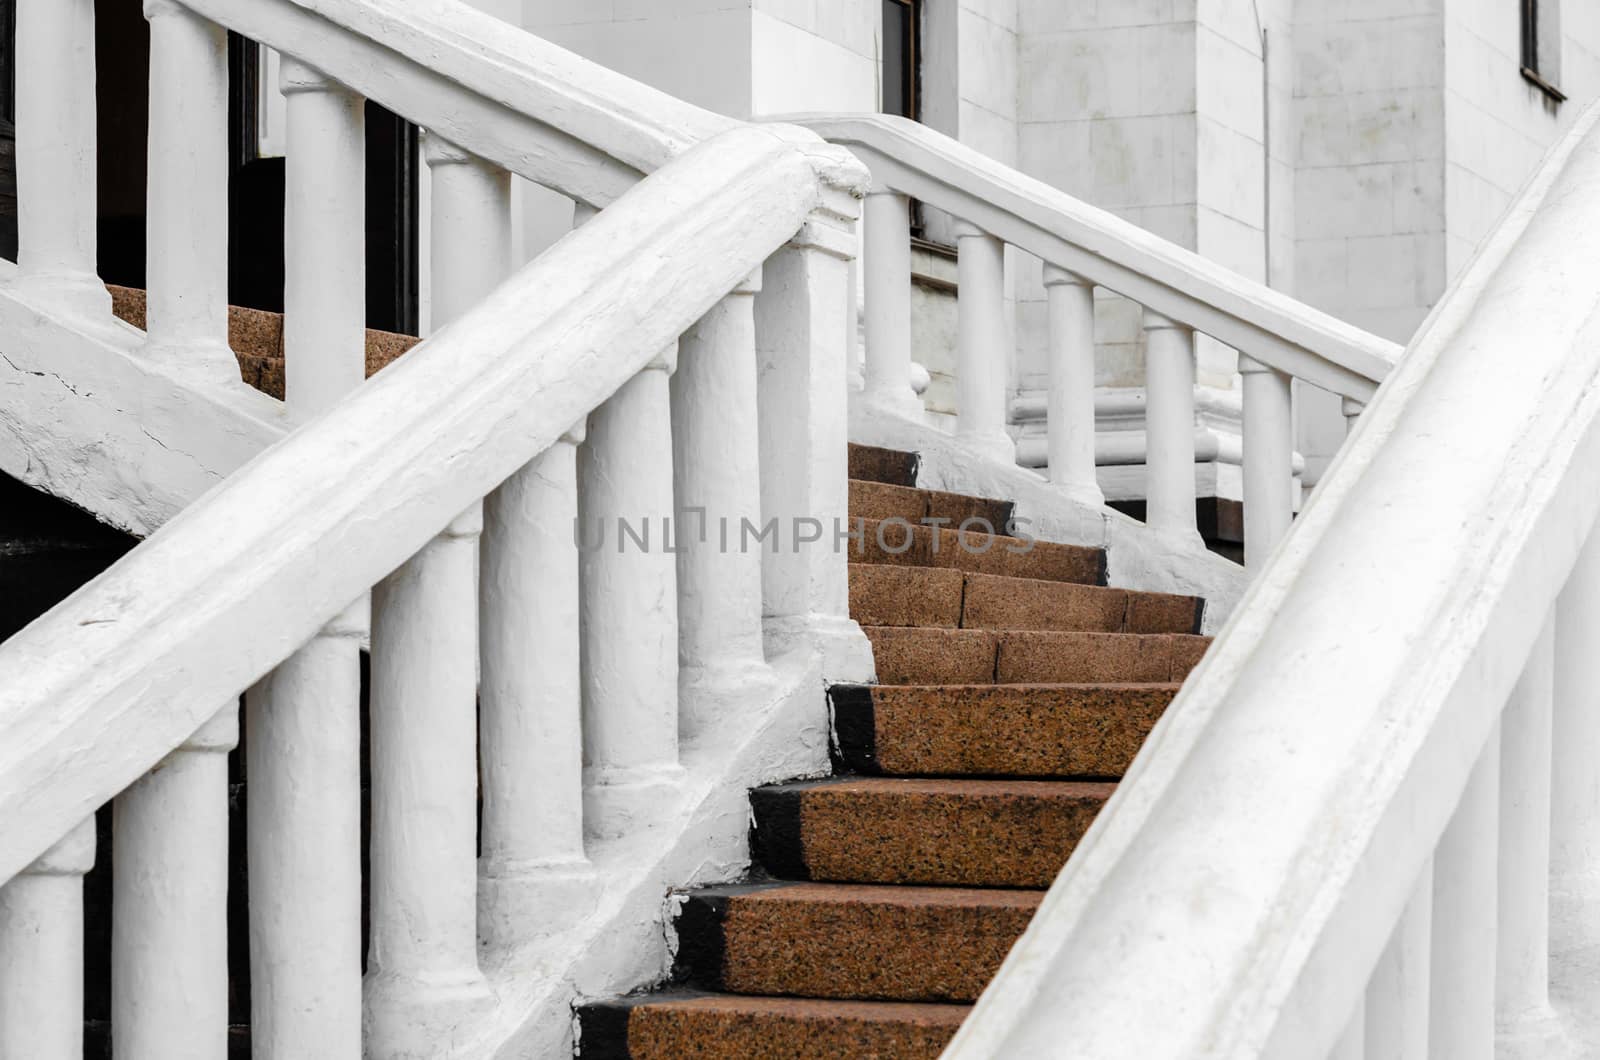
[847,399,1248,633]
[0,280,287,537]
[456,646,832,1059]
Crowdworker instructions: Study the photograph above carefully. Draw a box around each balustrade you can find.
[113,704,238,1059]
[673,270,775,735]
[862,191,921,416]
[143,0,235,381]
[0,819,94,1060]
[245,58,368,1060]
[13,0,107,317]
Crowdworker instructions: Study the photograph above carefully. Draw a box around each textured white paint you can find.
[861,191,922,416]
[944,98,1600,1060]
[478,425,593,955]
[754,201,876,681]
[12,0,108,320]
[1497,615,1556,1030]
[1142,310,1201,543]
[112,704,237,1060]
[1042,265,1101,505]
[579,356,687,834]
[143,0,235,383]
[0,818,93,1060]
[246,60,368,1060]
[1551,523,1600,942]
[1239,353,1294,568]
[672,276,776,738]
[1429,724,1501,1060]
[953,222,1016,463]
[1364,863,1432,1060]
[791,115,1400,399]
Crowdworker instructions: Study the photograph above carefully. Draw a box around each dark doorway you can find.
[90,2,419,334]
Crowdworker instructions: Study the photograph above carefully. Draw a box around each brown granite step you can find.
[577,992,967,1060]
[848,564,1204,634]
[848,480,1014,532]
[673,882,1041,1003]
[107,284,420,401]
[749,777,1113,887]
[864,627,1210,685]
[828,683,1177,778]
[847,444,919,488]
[849,517,1105,585]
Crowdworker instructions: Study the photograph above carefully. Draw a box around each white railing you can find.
[944,99,1600,1060]
[791,114,1403,567]
[0,2,867,1058]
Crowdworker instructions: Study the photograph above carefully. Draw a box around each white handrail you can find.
[944,99,1600,1059]
[180,0,742,207]
[791,113,1400,400]
[0,124,840,886]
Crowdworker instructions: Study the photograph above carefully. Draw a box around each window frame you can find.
[1521,0,1567,103]
[882,0,922,121]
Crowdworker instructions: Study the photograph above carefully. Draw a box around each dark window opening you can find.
[882,0,920,120]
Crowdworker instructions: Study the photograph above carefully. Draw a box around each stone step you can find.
[828,683,1177,779]
[577,992,967,1060]
[107,284,419,401]
[847,443,918,488]
[848,565,1204,634]
[673,882,1041,1003]
[848,479,1013,531]
[749,777,1113,887]
[849,517,1105,585]
[864,627,1209,684]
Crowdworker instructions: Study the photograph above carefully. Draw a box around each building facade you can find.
[510,0,1600,535]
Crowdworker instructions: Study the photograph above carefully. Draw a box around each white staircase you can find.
[4,1,1592,1058]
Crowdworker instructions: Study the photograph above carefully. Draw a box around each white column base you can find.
[363,974,496,1060]
[680,657,781,743]
[764,612,875,685]
[583,764,689,841]
[478,859,600,956]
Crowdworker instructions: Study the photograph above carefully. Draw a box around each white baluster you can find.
[142,0,234,381]
[367,508,494,1052]
[1365,860,1432,1060]
[1429,722,1500,1060]
[366,136,506,1054]
[672,270,776,736]
[953,221,1015,464]
[861,190,921,416]
[1343,396,1366,437]
[1240,354,1295,568]
[244,60,367,1060]
[1329,998,1365,1060]
[1553,523,1600,945]
[12,0,108,317]
[754,201,875,681]
[0,818,94,1060]
[1142,310,1201,542]
[479,422,591,954]
[579,350,685,833]
[1498,613,1555,1029]
[113,703,237,1060]
[1041,265,1102,506]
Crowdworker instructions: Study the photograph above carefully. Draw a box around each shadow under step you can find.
[848,479,1014,531]
[749,777,1113,888]
[672,882,1041,1003]
[576,991,968,1060]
